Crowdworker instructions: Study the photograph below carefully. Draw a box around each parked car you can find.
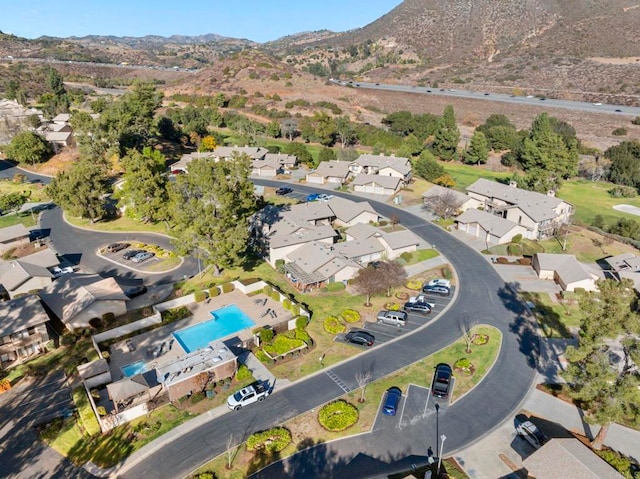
[431,363,453,399]
[403,302,433,315]
[515,415,548,449]
[344,330,375,347]
[132,251,155,263]
[123,249,145,260]
[51,266,74,278]
[306,193,320,202]
[107,242,130,253]
[275,186,293,195]
[422,285,451,297]
[425,278,451,289]
[382,386,403,416]
[317,194,334,202]
[124,285,147,298]
[377,310,408,326]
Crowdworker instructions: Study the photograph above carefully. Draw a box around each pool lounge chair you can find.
[260,309,271,318]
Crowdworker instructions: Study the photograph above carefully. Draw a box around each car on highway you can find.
[306,193,320,202]
[124,285,147,298]
[515,416,548,449]
[431,363,453,399]
[422,285,451,297]
[615,109,623,112]
[123,249,145,260]
[275,186,293,195]
[107,242,130,253]
[382,387,402,416]
[403,301,433,315]
[132,251,155,263]
[593,102,602,106]
[344,330,375,347]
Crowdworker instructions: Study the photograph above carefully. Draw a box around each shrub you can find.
[162,306,191,323]
[496,257,509,264]
[471,333,489,345]
[61,334,77,346]
[263,285,273,296]
[282,298,292,310]
[323,316,346,334]
[406,279,422,290]
[325,282,345,292]
[235,364,253,381]
[256,328,274,343]
[246,427,292,453]
[194,290,206,303]
[101,351,110,361]
[384,302,400,311]
[291,303,300,316]
[97,406,107,416]
[608,185,637,198]
[189,391,206,404]
[400,252,412,262]
[341,309,361,323]
[396,291,409,300]
[270,290,281,301]
[263,334,305,356]
[596,449,634,477]
[275,259,285,273]
[208,286,220,297]
[318,400,358,431]
[221,283,234,293]
[441,266,452,279]
[511,234,523,244]
[102,312,115,325]
[193,473,217,479]
[612,127,627,136]
[295,315,309,330]
[89,317,102,329]
[0,378,12,392]
[454,358,471,370]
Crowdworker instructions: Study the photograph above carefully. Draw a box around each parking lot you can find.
[99,242,163,271]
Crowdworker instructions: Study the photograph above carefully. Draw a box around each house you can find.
[0,224,31,253]
[43,130,74,152]
[52,113,71,125]
[332,238,385,264]
[170,151,214,173]
[306,160,351,185]
[352,173,403,195]
[107,370,162,413]
[455,208,530,246]
[39,274,129,331]
[171,146,270,173]
[532,253,599,292]
[350,153,412,182]
[263,153,297,171]
[326,196,379,227]
[284,241,362,291]
[376,230,421,259]
[0,248,59,298]
[423,185,480,213]
[156,341,237,402]
[251,152,298,177]
[77,358,112,389]
[0,295,51,369]
[522,438,624,479]
[603,253,640,273]
[466,179,574,240]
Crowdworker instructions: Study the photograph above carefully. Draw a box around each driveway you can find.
[492,264,562,294]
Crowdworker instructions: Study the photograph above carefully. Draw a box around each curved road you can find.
[119,180,539,479]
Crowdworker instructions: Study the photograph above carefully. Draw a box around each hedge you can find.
[208,286,220,297]
[295,315,309,329]
[263,285,273,296]
[246,427,292,453]
[194,290,206,302]
[72,387,101,436]
[341,309,361,323]
[263,335,305,356]
[282,298,292,310]
[323,316,346,334]
[221,283,235,293]
[235,364,253,381]
[318,400,358,431]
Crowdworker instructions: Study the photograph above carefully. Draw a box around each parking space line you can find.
[396,393,408,429]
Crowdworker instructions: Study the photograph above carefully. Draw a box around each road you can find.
[332,79,640,116]
[119,180,539,479]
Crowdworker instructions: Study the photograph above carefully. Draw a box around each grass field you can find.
[441,162,512,191]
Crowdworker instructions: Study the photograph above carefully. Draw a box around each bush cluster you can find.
[194,290,206,303]
[208,286,220,298]
[341,309,361,323]
[295,315,309,330]
[323,316,346,334]
[221,283,234,293]
[318,400,358,431]
[162,306,191,323]
[235,364,253,381]
[400,251,412,262]
[246,427,292,452]
[256,327,274,343]
[406,279,422,290]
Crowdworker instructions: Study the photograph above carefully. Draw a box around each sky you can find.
[1,0,403,43]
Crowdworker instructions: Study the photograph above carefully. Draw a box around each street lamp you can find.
[437,434,447,477]
[435,403,440,458]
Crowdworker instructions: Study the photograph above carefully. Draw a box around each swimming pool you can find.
[173,304,256,353]
[121,360,148,377]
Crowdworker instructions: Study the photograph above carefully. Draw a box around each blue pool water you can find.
[173,304,255,353]
[121,360,147,377]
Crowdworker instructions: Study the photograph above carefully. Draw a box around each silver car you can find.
[132,251,155,263]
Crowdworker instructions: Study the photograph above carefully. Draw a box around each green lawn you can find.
[64,214,173,235]
[0,212,37,229]
[519,292,581,338]
[72,387,101,436]
[441,162,512,191]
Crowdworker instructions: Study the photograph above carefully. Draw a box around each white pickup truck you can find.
[227,381,271,410]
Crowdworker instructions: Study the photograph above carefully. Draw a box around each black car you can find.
[431,363,453,399]
[382,386,402,416]
[344,330,375,347]
[422,285,450,297]
[403,301,433,315]
[123,249,145,260]
[275,186,293,195]
[124,285,147,298]
[107,242,130,253]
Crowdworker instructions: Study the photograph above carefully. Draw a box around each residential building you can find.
[603,253,640,273]
[466,179,574,239]
[532,253,599,292]
[522,438,624,479]
[349,153,412,181]
[77,358,112,389]
[325,196,379,227]
[0,224,31,253]
[423,185,481,213]
[306,160,351,185]
[0,295,50,369]
[455,208,529,246]
[352,173,404,195]
[107,370,162,413]
[0,248,59,298]
[171,145,270,173]
[39,274,129,331]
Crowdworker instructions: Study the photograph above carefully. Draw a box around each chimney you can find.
[508,181,517,188]
[547,190,556,197]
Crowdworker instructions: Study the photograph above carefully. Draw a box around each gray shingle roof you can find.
[455,208,521,238]
[285,241,361,283]
[604,253,640,272]
[535,253,593,284]
[0,295,50,337]
[332,237,384,259]
[211,146,268,159]
[379,230,421,250]
[353,154,411,176]
[352,173,402,189]
[345,223,384,240]
[326,196,377,223]
[0,224,30,243]
[289,201,335,223]
[310,160,351,179]
[263,153,297,166]
[0,260,52,290]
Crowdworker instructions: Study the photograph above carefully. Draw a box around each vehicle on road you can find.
[382,386,402,416]
[51,266,74,278]
[317,194,334,202]
[306,193,320,202]
[107,242,130,253]
[515,416,548,449]
[422,285,451,297]
[431,363,453,399]
[227,381,271,410]
[123,249,145,260]
[615,109,623,112]
[345,330,375,347]
[377,310,408,326]
[425,278,451,289]
[593,102,602,106]
[124,285,147,298]
[403,302,433,315]
[275,186,293,195]
[132,251,155,263]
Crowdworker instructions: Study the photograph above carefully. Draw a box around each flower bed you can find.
[318,400,358,431]
[341,309,361,323]
[471,333,489,345]
[324,316,346,334]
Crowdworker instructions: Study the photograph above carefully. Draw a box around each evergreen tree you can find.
[4,131,52,167]
[413,150,445,181]
[464,131,489,164]
[432,105,460,161]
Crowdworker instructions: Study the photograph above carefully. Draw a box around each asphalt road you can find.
[332,79,640,116]
[119,180,539,479]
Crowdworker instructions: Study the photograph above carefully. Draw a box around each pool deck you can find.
[108,290,292,381]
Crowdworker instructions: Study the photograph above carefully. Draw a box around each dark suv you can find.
[422,285,450,297]
[431,363,453,399]
[403,302,433,315]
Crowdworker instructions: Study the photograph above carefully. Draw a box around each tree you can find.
[562,279,640,449]
[432,105,460,161]
[117,147,170,223]
[397,133,424,158]
[317,147,336,164]
[0,192,28,215]
[283,142,313,166]
[355,370,372,403]
[281,119,298,141]
[4,131,52,167]
[266,121,281,138]
[169,154,258,275]
[47,157,109,221]
[464,131,489,165]
[334,116,355,148]
[352,266,386,306]
[606,141,640,187]
[414,150,445,181]
[199,135,217,152]
[424,190,460,219]
[377,261,407,297]
[476,114,517,151]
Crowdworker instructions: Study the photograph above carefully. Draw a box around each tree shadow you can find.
[499,282,540,371]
